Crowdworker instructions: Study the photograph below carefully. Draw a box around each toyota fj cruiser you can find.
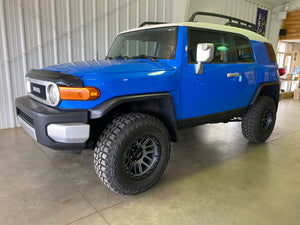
[16,12,280,195]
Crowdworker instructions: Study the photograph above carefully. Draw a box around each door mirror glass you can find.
[195,43,214,74]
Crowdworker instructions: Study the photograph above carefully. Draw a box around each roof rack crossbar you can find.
[188,11,256,32]
[139,21,168,27]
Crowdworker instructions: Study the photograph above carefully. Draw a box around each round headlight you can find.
[48,84,60,105]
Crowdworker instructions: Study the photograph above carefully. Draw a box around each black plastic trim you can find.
[89,93,174,119]
[89,93,178,142]
[26,69,83,87]
[250,81,280,105]
[177,107,247,130]
[16,96,88,150]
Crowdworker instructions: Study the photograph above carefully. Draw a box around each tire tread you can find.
[242,95,276,143]
[94,113,170,195]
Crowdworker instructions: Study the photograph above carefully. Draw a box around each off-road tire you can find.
[94,113,171,195]
[242,95,277,144]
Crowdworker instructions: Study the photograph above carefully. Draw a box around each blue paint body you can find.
[43,26,278,120]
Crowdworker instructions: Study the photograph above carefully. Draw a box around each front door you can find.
[181,28,241,119]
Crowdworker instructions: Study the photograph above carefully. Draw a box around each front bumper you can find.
[16,96,89,150]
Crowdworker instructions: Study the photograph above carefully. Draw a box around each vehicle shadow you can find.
[162,122,270,184]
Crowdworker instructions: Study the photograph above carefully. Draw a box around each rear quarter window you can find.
[264,43,277,63]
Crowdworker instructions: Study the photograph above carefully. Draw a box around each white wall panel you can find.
[0,0,172,129]
[0,0,16,129]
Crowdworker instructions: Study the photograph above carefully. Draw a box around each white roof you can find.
[120,22,270,43]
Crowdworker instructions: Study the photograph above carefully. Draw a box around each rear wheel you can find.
[242,95,277,144]
[94,113,170,195]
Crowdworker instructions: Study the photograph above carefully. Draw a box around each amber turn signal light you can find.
[59,87,100,100]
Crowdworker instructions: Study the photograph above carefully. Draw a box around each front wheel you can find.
[242,95,277,144]
[94,113,171,195]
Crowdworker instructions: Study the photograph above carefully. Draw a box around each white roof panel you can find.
[121,22,270,43]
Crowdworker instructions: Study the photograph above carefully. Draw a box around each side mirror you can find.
[195,43,214,74]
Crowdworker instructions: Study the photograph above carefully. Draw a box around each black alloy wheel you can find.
[124,135,160,180]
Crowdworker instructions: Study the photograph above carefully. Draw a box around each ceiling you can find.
[257,0,295,8]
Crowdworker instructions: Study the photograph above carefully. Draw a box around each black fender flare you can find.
[89,93,178,142]
[249,81,280,105]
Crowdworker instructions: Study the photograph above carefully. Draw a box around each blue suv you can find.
[16,12,280,195]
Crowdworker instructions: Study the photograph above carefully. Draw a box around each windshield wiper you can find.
[131,55,158,62]
[106,55,130,60]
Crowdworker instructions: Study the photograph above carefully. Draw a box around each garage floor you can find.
[1,98,300,225]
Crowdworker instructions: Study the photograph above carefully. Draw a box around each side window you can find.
[233,36,254,63]
[264,42,277,63]
[188,29,231,63]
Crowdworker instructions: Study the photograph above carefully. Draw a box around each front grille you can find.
[30,83,46,100]
[17,109,34,127]
[26,77,59,106]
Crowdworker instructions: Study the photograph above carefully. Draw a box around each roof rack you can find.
[139,21,168,27]
[188,11,256,32]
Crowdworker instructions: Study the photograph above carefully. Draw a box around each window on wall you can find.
[188,29,231,63]
[278,42,288,52]
[233,36,254,63]
[277,42,293,74]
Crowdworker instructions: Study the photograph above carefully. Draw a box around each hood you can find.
[43,59,176,77]
[42,59,180,110]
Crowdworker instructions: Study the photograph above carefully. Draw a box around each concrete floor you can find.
[0,99,300,225]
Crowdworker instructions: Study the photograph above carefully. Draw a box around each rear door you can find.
[229,34,258,108]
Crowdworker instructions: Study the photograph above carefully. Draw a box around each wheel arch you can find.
[250,81,280,106]
[89,93,178,142]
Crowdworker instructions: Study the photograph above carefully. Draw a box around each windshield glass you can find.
[107,26,178,60]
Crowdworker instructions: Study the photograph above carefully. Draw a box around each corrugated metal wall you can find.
[0,0,274,130]
[186,0,272,38]
[0,0,173,129]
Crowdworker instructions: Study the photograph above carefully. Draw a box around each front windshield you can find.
[107,26,178,60]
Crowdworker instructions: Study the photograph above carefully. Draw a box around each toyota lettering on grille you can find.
[32,86,41,93]
[30,82,47,100]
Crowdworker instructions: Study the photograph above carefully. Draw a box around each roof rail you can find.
[188,11,256,32]
[139,21,168,27]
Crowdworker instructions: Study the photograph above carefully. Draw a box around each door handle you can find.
[227,72,241,78]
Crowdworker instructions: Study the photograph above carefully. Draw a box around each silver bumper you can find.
[47,123,90,143]
[17,116,37,140]
[18,115,89,144]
